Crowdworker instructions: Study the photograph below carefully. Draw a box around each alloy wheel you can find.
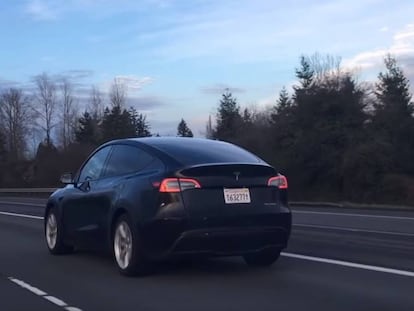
[114,221,133,269]
[46,213,58,250]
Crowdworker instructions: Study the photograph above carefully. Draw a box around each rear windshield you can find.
[150,139,264,166]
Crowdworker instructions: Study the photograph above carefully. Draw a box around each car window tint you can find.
[78,146,111,182]
[103,145,158,178]
[149,139,263,165]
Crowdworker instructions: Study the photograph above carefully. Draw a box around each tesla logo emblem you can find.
[233,171,241,181]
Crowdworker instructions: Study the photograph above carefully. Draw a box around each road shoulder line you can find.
[292,210,414,220]
[293,223,414,237]
[281,252,414,278]
[0,211,43,220]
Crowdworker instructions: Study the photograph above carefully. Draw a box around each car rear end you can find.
[162,163,291,256]
[138,138,291,260]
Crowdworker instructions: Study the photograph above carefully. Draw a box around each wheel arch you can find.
[44,198,74,254]
[45,201,54,216]
[45,199,60,222]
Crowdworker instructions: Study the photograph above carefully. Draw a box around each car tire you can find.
[45,207,74,255]
[243,248,281,267]
[113,214,153,276]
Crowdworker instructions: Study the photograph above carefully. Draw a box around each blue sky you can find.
[1,0,414,135]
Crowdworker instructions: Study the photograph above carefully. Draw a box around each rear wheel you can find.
[45,207,73,255]
[243,248,281,267]
[113,214,153,276]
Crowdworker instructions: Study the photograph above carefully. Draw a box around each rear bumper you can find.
[141,212,291,259]
[169,226,289,256]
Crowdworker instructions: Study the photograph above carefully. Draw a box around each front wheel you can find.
[45,207,73,255]
[113,214,153,276]
[243,248,281,267]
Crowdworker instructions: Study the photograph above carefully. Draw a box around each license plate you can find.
[223,188,251,204]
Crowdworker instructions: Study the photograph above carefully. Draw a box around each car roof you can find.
[127,137,232,148]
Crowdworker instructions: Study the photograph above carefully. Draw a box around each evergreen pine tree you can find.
[213,90,242,142]
[75,111,99,145]
[129,107,151,137]
[372,55,414,174]
[177,118,193,137]
[271,86,291,123]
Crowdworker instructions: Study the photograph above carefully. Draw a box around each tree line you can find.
[0,53,413,205]
[212,54,414,205]
[0,75,193,187]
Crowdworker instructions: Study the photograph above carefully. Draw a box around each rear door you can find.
[100,144,165,222]
[178,163,283,228]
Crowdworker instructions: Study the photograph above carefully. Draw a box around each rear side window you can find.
[103,145,161,178]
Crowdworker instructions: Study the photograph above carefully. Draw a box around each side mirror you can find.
[60,173,74,185]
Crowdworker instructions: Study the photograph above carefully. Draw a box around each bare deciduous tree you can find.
[89,85,103,119]
[59,78,78,149]
[33,73,57,146]
[109,78,127,108]
[0,88,31,159]
[307,53,342,84]
[205,115,214,139]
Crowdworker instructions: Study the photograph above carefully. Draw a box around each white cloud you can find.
[100,75,154,95]
[344,24,414,72]
[256,95,275,108]
[394,30,414,41]
[114,75,154,91]
[146,12,309,63]
[201,83,246,95]
[127,95,165,111]
[25,0,58,21]
[133,0,400,63]
[0,78,20,89]
[63,70,94,80]
[23,0,174,21]
[380,26,389,32]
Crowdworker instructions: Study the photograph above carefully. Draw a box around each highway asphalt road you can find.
[0,197,413,311]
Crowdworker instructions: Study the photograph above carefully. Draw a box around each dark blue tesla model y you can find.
[44,137,291,275]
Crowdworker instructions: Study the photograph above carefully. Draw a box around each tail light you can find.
[158,178,201,193]
[268,175,288,189]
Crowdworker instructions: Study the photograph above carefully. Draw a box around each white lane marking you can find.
[44,295,67,307]
[0,211,43,220]
[0,200,44,207]
[281,252,414,278]
[293,210,414,221]
[8,277,83,311]
[9,277,47,296]
[293,223,414,237]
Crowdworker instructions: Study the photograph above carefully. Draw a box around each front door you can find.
[62,146,112,247]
